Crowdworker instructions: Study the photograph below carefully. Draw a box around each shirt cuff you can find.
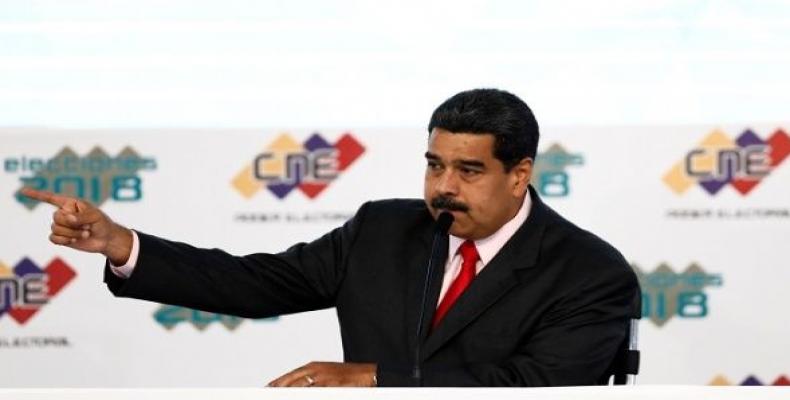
[108,230,140,279]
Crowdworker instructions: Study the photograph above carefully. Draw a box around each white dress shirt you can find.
[437,194,531,304]
[109,230,139,278]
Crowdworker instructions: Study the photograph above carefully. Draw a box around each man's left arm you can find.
[269,256,638,387]
[267,362,377,387]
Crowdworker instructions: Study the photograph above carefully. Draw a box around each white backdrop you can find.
[1,0,789,388]
[2,125,789,386]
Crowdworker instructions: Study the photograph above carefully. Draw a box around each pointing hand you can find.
[21,187,134,265]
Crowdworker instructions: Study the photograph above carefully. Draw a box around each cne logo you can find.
[709,374,790,386]
[532,143,584,197]
[232,132,365,200]
[663,128,790,196]
[6,146,157,210]
[0,257,76,325]
[632,262,722,327]
[153,304,276,331]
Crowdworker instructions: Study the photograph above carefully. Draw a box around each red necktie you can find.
[432,240,479,329]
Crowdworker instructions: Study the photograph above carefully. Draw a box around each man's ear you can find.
[510,157,533,196]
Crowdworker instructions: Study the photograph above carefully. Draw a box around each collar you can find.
[448,193,532,265]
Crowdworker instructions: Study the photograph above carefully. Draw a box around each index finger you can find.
[20,187,71,208]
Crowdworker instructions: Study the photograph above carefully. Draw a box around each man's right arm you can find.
[101,218,364,318]
[22,187,368,319]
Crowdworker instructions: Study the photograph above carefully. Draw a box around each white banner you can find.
[1,126,789,387]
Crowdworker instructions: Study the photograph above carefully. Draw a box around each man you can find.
[24,88,639,387]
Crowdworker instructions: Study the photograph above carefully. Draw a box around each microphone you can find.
[413,211,454,385]
[435,212,455,235]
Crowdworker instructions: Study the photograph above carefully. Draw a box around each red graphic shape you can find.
[300,183,329,199]
[335,133,365,171]
[6,258,76,325]
[767,129,790,167]
[730,180,760,196]
[46,257,76,295]
[731,128,790,195]
[8,308,38,324]
[299,133,365,199]
[773,375,790,386]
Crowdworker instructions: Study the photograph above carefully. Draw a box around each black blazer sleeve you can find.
[103,202,371,319]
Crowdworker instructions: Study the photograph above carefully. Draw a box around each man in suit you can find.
[24,88,639,387]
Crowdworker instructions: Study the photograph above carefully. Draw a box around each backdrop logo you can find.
[232,132,365,200]
[632,263,722,327]
[710,374,790,386]
[663,128,790,196]
[532,143,584,197]
[153,305,276,331]
[6,146,157,210]
[0,257,76,325]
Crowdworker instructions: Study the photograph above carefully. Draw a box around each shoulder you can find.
[357,198,430,220]
[537,201,636,284]
[349,198,432,233]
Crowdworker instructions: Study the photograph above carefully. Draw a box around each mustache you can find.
[430,196,469,212]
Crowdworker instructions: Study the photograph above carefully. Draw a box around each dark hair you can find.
[427,88,539,171]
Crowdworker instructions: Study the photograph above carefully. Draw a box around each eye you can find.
[427,160,444,171]
[459,167,481,177]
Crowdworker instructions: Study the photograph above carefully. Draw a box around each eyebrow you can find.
[424,152,485,169]
[457,159,485,169]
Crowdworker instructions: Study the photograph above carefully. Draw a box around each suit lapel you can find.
[421,186,549,360]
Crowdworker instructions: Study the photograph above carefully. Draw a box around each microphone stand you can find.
[412,212,453,385]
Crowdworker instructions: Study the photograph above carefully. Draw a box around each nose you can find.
[435,169,460,197]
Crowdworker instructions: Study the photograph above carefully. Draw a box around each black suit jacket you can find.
[105,186,640,386]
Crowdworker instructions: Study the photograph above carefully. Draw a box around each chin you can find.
[448,226,470,239]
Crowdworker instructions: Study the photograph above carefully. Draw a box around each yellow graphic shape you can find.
[708,374,732,386]
[663,129,736,194]
[663,162,695,194]
[0,260,12,278]
[231,133,302,199]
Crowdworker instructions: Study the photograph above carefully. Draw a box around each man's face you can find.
[423,128,531,239]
